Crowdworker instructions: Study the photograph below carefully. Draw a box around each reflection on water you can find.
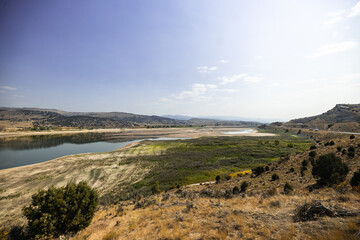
[0,133,182,170]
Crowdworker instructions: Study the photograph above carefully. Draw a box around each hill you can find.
[0,107,260,131]
[282,104,360,132]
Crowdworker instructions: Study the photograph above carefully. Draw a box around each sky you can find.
[0,0,359,121]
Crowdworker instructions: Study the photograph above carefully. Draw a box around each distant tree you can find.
[312,153,349,186]
[23,182,99,238]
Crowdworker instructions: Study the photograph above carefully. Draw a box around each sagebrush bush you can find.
[240,181,249,192]
[312,153,349,186]
[350,169,360,187]
[232,186,240,194]
[252,166,265,176]
[310,145,317,150]
[23,181,99,238]
[271,173,279,181]
[283,182,293,194]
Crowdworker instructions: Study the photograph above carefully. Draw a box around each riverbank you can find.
[0,127,276,139]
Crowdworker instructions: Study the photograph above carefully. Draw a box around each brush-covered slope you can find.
[285,104,360,132]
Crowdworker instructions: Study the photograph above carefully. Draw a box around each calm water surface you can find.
[0,133,183,170]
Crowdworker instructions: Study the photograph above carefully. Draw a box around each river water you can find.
[0,133,183,170]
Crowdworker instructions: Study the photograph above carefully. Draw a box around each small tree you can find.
[312,153,349,186]
[23,182,99,238]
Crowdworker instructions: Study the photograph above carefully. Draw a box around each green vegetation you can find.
[111,132,311,200]
[347,146,355,158]
[271,173,279,181]
[350,135,355,139]
[240,181,249,192]
[283,183,293,194]
[312,153,349,186]
[310,145,317,150]
[350,169,360,187]
[23,182,99,238]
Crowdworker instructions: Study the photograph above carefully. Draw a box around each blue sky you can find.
[0,0,359,121]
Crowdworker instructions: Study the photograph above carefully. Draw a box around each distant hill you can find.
[282,104,360,132]
[0,107,261,130]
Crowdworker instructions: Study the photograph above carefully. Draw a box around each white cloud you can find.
[197,66,217,74]
[176,83,217,99]
[311,41,358,57]
[218,59,229,64]
[348,1,360,17]
[244,75,264,83]
[219,74,246,85]
[324,10,345,26]
[0,86,16,91]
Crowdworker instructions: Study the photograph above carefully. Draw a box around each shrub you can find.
[329,141,335,146]
[302,160,308,167]
[240,181,249,192]
[337,146,342,152]
[342,149,347,155]
[350,169,360,187]
[266,187,277,196]
[265,165,270,171]
[252,166,265,176]
[297,130,302,135]
[272,173,279,181]
[287,143,294,148]
[310,145,317,150]
[350,135,355,139]
[151,182,161,194]
[232,186,240,195]
[309,151,316,158]
[225,175,231,181]
[283,183,293,194]
[274,140,280,146]
[290,167,295,172]
[215,175,220,183]
[23,182,99,238]
[311,153,349,186]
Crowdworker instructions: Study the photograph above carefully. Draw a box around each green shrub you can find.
[283,183,293,194]
[309,151,316,158]
[311,153,349,186]
[215,175,221,183]
[265,165,270,171]
[329,141,335,146]
[290,167,295,172]
[232,186,240,195]
[337,146,342,152]
[310,145,317,150]
[271,174,279,181]
[274,140,280,146]
[350,135,355,139]
[151,182,161,194]
[23,182,98,238]
[350,169,360,187]
[0,226,9,240]
[252,166,265,176]
[287,143,294,148]
[301,160,308,167]
[240,181,249,192]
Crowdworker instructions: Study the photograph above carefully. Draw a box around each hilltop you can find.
[282,104,360,132]
[0,107,261,131]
